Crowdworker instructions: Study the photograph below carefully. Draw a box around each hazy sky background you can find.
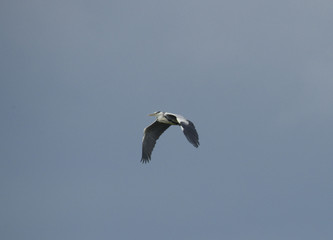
[1,0,333,239]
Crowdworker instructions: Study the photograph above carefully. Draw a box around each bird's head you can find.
[148,111,162,117]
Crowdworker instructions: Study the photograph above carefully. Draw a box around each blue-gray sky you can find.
[1,0,333,239]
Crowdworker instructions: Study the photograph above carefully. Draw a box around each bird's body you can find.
[141,111,199,163]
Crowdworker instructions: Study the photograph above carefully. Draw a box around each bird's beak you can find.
[148,113,155,116]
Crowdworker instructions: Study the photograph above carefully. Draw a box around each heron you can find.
[141,111,199,163]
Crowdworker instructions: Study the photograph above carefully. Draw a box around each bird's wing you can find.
[141,121,170,163]
[176,116,200,148]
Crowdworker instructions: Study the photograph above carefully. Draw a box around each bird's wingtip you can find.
[141,158,150,164]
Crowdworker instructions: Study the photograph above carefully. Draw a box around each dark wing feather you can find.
[141,121,170,163]
[180,121,200,148]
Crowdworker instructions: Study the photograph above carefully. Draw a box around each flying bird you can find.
[141,111,199,163]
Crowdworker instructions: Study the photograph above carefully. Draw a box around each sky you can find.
[1,0,333,239]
